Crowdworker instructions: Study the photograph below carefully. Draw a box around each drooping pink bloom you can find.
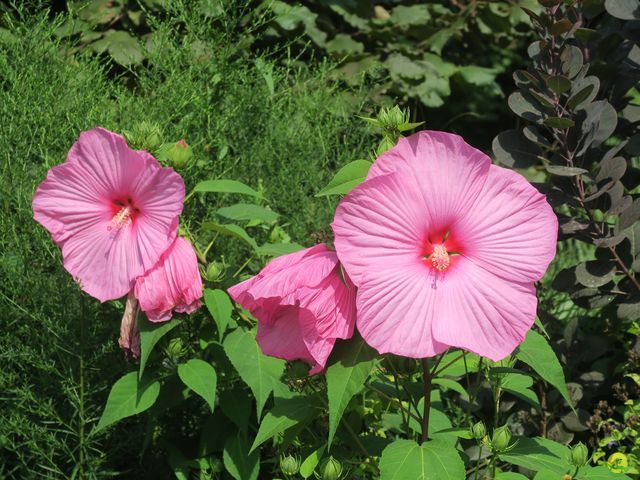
[228,244,357,374]
[134,237,203,322]
[32,127,185,302]
[332,130,557,361]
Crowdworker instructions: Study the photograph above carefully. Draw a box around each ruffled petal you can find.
[431,258,538,361]
[332,172,429,286]
[367,130,491,229]
[256,306,315,366]
[134,237,203,322]
[453,165,558,283]
[355,262,448,358]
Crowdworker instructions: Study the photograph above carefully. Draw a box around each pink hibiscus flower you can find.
[228,244,357,374]
[32,127,185,302]
[134,237,203,322]
[332,130,557,361]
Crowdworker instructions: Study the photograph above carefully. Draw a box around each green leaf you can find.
[501,373,541,412]
[546,165,588,176]
[223,328,285,417]
[138,316,181,378]
[379,438,465,479]
[546,75,571,94]
[223,434,260,480]
[95,372,160,432]
[177,359,217,412]
[516,330,573,408]
[202,222,258,250]
[605,0,640,20]
[255,242,304,257]
[193,179,263,198]
[496,473,529,480]
[582,465,634,479]
[217,203,278,223]
[326,335,377,446]
[204,289,232,341]
[250,395,315,452]
[300,445,326,478]
[432,378,469,401]
[492,129,541,168]
[501,436,572,474]
[316,160,372,197]
[543,117,575,129]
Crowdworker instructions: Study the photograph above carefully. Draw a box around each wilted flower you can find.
[134,237,203,322]
[228,244,356,374]
[332,130,557,361]
[33,127,185,302]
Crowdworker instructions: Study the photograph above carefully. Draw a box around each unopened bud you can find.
[471,421,486,440]
[491,425,512,452]
[206,261,225,282]
[569,442,589,466]
[123,121,163,152]
[316,456,344,480]
[280,454,300,477]
[167,139,193,168]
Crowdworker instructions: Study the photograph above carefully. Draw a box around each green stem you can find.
[79,295,86,480]
[232,255,254,278]
[421,358,432,443]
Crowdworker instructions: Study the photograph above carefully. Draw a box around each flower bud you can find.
[123,121,163,152]
[491,425,512,452]
[316,456,344,480]
[206,261,225,282]
[470,421,487,440]
[569,442,589,467]
[280,454,300,477]
[166,139,193,168]
[166,337,184,357]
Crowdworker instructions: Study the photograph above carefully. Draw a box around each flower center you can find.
[430,244,450,271]
[108,198,138,231]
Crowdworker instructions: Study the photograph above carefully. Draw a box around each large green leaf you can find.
[95,372,160,432]
[326,335,377,446]
[223,328,285,417]
[193,179,263,198]
[177,359,217,412]
[256,242,304,257]
[316,160,372,197]
[203,288,232,341]
[379,438,465,479]
[501,373,541,412]
[500,436,572,474]
[300,445,326,478]
[217,203,278,223]
[250,395,315,452]
[202,223,258,251]
[223,434,260,480]
[516,330,573,407]
[138,316,181,378]
[582,465,633,479]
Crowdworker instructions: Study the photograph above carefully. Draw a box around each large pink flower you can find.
[228,244,357,374]
[134,237,203,322]
[332,130,557,361]
[32,127,185,302]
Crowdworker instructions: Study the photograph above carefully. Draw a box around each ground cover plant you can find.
[1,0,640,479]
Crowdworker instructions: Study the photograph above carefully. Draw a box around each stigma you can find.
[430,244,450,271]
[109,205,133,231]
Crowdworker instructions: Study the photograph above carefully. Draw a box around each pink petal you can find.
[355,263,449,358]
[367,130,491,229]
[32,127,184,301]
[134,237,203,322]
[332,172,429,286]
[257,306,316,366]
[452,165,558,283]
[430,258,538,361]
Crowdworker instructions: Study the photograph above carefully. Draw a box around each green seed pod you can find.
[123,121,163,152]
[570,442,589,467]
[471,421,487,440]
[316,456,344,480]
[280,454,300,477]
[491,425,512,452]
